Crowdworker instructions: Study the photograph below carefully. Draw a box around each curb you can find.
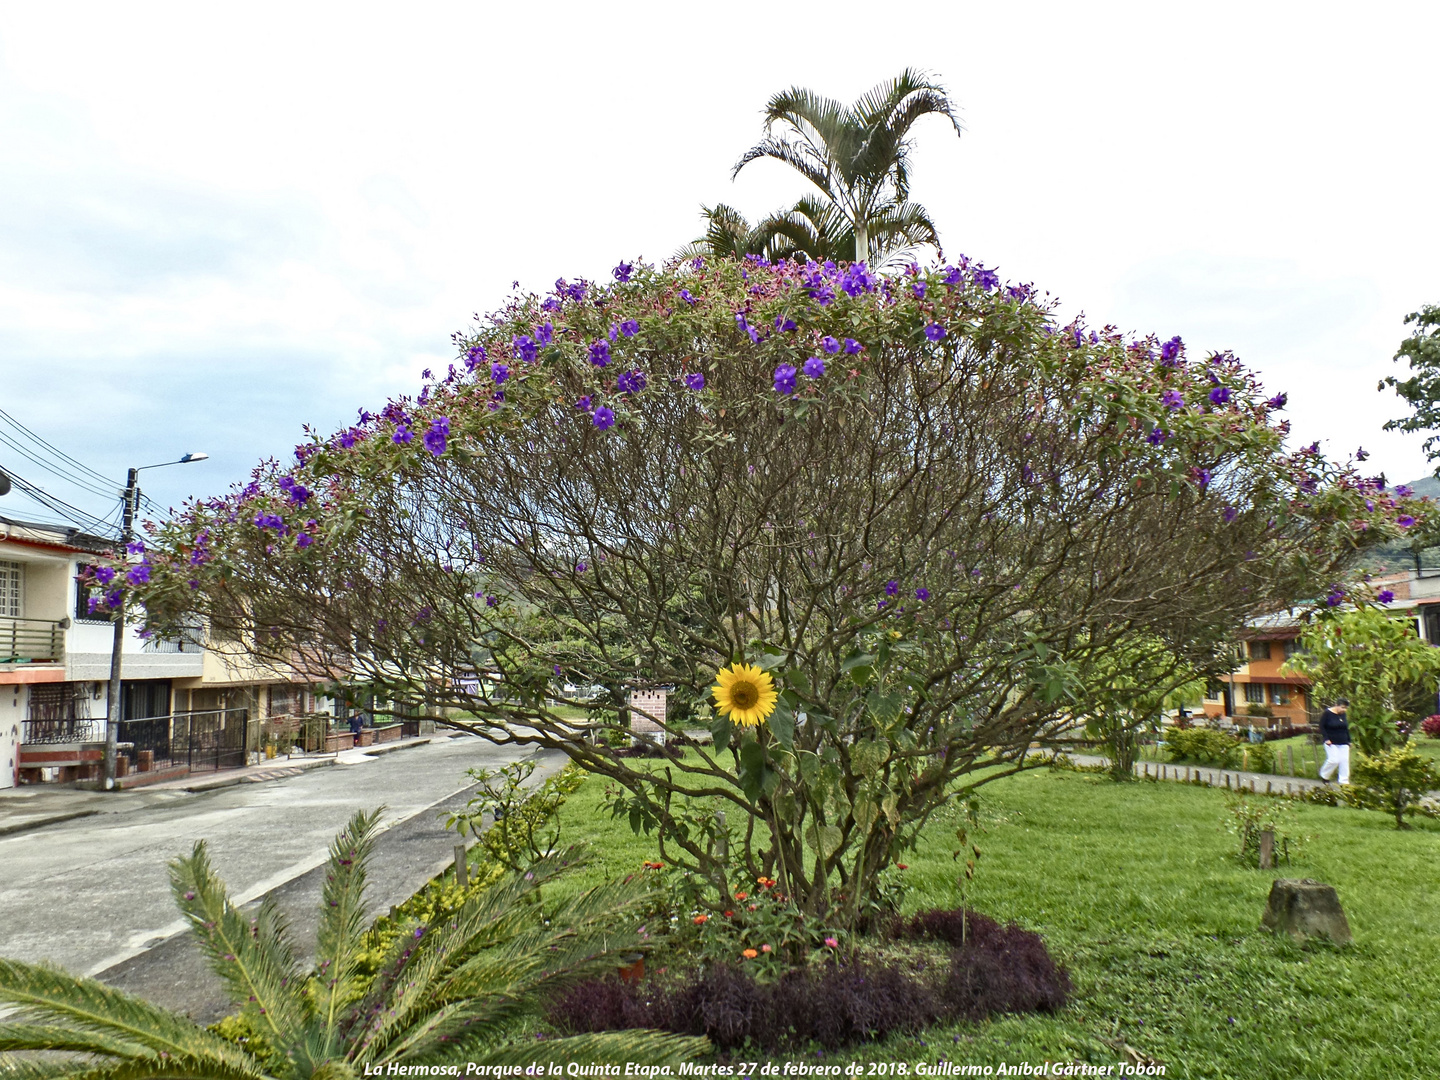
[182,756,337,792]
[0,807,101,839]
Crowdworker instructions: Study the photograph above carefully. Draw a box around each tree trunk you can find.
[854,219,869,264]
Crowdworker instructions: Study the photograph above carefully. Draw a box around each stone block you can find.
[1262,878,1352,944]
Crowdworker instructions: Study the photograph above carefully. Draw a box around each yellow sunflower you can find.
[712,662,779,728]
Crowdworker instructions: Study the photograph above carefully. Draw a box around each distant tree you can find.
[1381,304,1440,465]
[1079,638,1208,781]
[1282,605,1440,754]
[677,196,940,267]
[733,69,961,264]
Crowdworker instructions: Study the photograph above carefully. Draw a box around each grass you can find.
[1139,733,1440,779]
[546,762,1440,1077]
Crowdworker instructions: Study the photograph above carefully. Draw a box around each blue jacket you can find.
[1319,708,1350,746]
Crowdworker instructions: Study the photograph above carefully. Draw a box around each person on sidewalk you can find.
[1318,698,1350,785]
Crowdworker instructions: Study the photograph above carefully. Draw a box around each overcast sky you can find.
[3,1,1438,531]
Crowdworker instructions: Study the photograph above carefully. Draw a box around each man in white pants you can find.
[1318,698,1351,785]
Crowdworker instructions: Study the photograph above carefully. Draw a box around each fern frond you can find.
[168,841,309,1043]
[314,807,385,1035]
[0,959,262,1074]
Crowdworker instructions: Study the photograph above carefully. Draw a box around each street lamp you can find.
[103,452,209,789]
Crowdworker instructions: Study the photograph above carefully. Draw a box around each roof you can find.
[0,515,116,556]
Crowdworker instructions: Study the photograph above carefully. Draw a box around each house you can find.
[1,516,331,787]
[1198,612,1316,728]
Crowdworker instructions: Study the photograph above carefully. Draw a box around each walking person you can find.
[1318,698,1350,785]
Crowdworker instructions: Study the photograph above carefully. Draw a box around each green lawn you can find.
[548,763,1440,1077]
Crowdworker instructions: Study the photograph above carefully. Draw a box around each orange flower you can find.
[643,861,665,870]
[742,949,758,959]
[735,892,749,901]
[756,876,776,888]
[693,914,709,924]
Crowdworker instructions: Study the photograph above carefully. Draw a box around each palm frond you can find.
[732,137,835,203]
[865,200,944,264]
[169,841,309,1042]
[0,959,262,1074]
[314,807,385,1034]
[0,1021,150,1057]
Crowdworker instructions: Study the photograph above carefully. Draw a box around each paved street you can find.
[0,734,550,1001]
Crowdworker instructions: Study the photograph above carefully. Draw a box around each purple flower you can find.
[885,579,900,597]
[924,323,947,342]
[424,417,450,457]
[617,370,647,394]
[691,256,705,270]
[1159,336,1183,365]
[465,345,486,371]
[589,340,611,367]
[513,336,538,362]
[126,564,150,586]
[1396,484,1414,497]
[1377,589,1395,604]
[803,356,826,379]
[942,265,963,287]
[575,562,587,573]
[536,322,554,346]
[683,372,705,391]
[775,315,797,332]
[87,596,101,614]
[1161,390,1185,410]
[593,406,616,430]
[1397,515,1416,528]
[1223,506,1239,523]
[619,319,640,338]
[485,595,498,608]
[491,362,510,384]
[973,267,999,292]
[613,261,633,283]
[392,425,413,445]
[554,665,563,676]
[773,364,798,395]
[105,588,123,608]
[575,395,592,411]
[127,540,146,555]
[1147,428,1168,445]
[296,532,313,548]
[1194,468,1212,490]
[839,263,875,297]
[915,587,930,601]
[1209,386,1232,407]
[821,335,841,354]
[913,281,927,298]
[1326,587,1345,607]
[679,289,697,305]
[94,566,116,585]
[1266,393,1288,411]
[844,338,862,354]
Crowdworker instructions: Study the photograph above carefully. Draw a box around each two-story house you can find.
[1,515,331,786]
[1198,612,1316,728]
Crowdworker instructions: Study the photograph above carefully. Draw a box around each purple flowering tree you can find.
[107,257,1423,926]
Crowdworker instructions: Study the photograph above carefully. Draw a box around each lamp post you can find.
[103,452,208,790]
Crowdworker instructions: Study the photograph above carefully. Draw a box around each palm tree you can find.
[733,69,962,264]
[0,810,705,1077]
[678,195,940,267]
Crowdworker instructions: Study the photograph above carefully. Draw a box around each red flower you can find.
[723,910,734,918]
[693,914,708,924]
[896,863,909,870]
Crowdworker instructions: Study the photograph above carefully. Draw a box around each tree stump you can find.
[1262,879,1352,944]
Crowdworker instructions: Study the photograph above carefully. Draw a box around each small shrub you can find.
[1238,741,1276,775]
[1245,703,1273,719]
[1421,714,1440,739]
[1350,747,1440,829]
[1221,794,1305,866]
[1165,727,1242,768]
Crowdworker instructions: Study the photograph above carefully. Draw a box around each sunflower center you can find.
[729,680,759,710]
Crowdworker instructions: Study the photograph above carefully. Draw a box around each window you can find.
[1270,684,1290,706]
[1283,638,1303,658]
[1245,683,1266,704]
[0,560,22,618]
[1205,682,1226,702]
[1247,640,1272,661]
[74,563,109,622]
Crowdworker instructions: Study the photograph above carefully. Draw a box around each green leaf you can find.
[710,717,732,754]
[851,738,890,777]
[767,698,796,749]
[738,740,770,801]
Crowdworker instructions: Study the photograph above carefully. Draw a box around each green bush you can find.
[1350,747,1440,829]
[1164,727,1242,768]
[1238,741,1276,774]
[1221,794,1305,866]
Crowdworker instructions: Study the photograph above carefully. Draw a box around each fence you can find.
[21,716,103,744]
[117,708,250,772]
[0,616,65,663]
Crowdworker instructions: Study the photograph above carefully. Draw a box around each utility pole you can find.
[102,469,137,790]
[101,452,207,790]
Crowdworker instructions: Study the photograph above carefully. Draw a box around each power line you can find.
[1,466,120,539]
[0,429,119,503]
[0,408,119,490]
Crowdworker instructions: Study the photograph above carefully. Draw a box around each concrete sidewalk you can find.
[0,734,447,838]
[1069,752,1333,796]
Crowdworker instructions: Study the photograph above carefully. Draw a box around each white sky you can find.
[2,1,1438,528]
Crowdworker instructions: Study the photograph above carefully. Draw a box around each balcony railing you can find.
[22,716,103,744]
[0,617,65,663]
[141,624,205,654]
